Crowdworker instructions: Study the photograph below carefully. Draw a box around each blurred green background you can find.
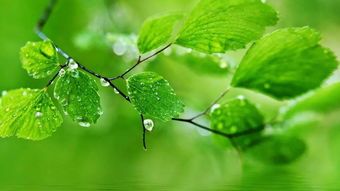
[0,0,340,190]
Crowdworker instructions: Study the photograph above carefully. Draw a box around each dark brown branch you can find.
[141,114,147,150]
[109,43,172,80]
[172,118,265,139]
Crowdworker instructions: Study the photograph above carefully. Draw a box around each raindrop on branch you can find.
[143,119,154,131]
[100,78,110,87]
[68,59,78,70]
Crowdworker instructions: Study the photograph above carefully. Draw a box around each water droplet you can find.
[79,122,90,127]
[22,91,27,96]
[70,70,79,78]
[100,78,110,87]
[1,91,8,96]
[143,119,154,131]
[113,88,120,94]
[261,0,266,2]
[68,59,78,70]
[219,61,228,69]
[59,68,66,77]
[210,104,220,113]
[5,108,10,112]
[113,41,127,56]
[35,112,43,117]
[237,95,245,100]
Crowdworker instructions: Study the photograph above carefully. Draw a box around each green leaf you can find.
[176,0,278,54]
[127,72,184,121]
[284,82,340,119]
[232,27,339,100]
[0,89,63,140]
[210,97,264,148]
[20,40,60,79]
[54,69,102,126]
[137,13,183,54]
[245,135,306,165]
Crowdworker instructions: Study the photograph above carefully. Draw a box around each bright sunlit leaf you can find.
[127,72,184,121]
[176,0,278,53]
[0,88,63,140]
[232,27,339,100]
[138,13,183,54]
[54,69,102,127]
[20,40,60,79]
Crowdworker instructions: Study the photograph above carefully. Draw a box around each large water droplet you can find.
[143,119,154,131]
[35,112,43,117]
[79,122,90,127]
[113,41,127,56]
[100,78,110,87]
[68,59,78,70]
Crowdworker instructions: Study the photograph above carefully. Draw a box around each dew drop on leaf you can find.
[79,122,90,127]
[113,41,127,56]
[35,112,43,117]
[219,61,228,69]
[210,104,221,113]
[2,91,8,96]
[59,68,66,77]
[237,95,245,100]
[143,119,154,131]
[68,59,78,70]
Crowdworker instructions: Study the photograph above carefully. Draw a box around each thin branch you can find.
[141,114,147,150]
[35,0,130,102]
[190,87,231,120]
[109,43,172,80]
[172,118,265,139]
[45,66,64,88]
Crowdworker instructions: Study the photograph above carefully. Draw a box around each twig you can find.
[141,114,147,150]
[109,43,172,80]
[190,87,231,120]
